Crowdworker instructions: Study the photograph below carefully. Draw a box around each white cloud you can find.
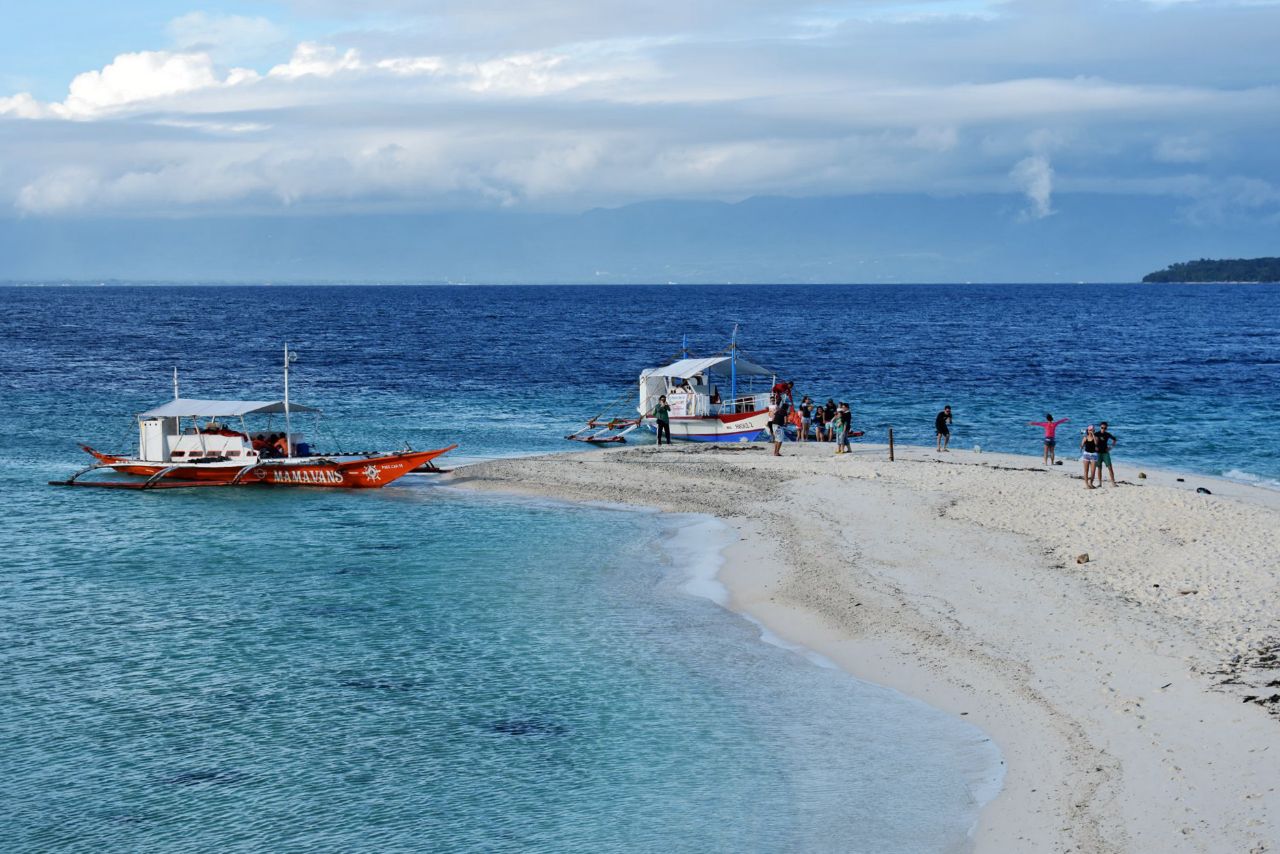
[54,51,258,118]
[168,12,287,64]
[0,92,49,119]
[1011,155,1054,219]
[268,42,364,79]
[3,0,1280,218]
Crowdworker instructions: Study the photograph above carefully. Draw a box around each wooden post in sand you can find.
[888,427,895,461]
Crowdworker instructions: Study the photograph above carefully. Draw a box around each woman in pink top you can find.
[1029,414,1070,465]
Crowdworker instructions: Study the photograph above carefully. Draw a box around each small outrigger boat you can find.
[52,346,456,490]
[567,329,781,444]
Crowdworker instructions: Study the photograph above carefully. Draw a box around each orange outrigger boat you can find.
[51,346,456,491]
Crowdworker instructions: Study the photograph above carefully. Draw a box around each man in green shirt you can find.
[652,394,671,445]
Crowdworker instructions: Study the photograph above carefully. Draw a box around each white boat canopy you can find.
[641,355,773,379]
[138,398,321,418]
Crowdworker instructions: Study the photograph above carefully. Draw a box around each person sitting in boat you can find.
[252,434,269,453]
[675,378,693,394]
[273,434,290,456]
[709,386,721,405]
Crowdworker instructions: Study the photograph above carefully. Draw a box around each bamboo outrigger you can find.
[51,346,456,490]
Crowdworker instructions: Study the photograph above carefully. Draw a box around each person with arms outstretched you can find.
[1029,414,1070,464]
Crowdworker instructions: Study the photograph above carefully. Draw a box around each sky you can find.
[1,1,1278,280]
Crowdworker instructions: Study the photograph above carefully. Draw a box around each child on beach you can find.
[836,402,853,454]
[1093,421,1118,487]
[1081,425,1100,488]
[832,403,847,453]
[1029,414,1070,464]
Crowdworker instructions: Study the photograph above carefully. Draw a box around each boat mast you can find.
[730,324,738,408]
[283,344,294,457]
[172,367,181,440]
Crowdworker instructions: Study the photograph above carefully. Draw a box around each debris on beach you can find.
[1076,553,1090,564]
[1138,472,1147,479]
[1196,486,1213,495]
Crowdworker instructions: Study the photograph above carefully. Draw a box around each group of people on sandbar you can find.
[1028,414,1118,487]
[938,407,1119,487]
[765,382,855,456]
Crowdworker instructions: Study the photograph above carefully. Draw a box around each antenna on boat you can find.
[283,344,298,457]
[173,366,180,400]
[681,334,689,357]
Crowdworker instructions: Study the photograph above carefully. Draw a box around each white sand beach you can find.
[447,442,1280,853]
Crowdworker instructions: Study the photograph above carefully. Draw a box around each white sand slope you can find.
[447,442,1280,853]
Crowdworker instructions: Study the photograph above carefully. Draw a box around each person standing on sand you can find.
[1081,425,1100,488]
[1094,421,1118,487]
[1029,414,1070,464]
[836,402,853,454]
[652,395,671,446]
[798,396,813,443]
[935,406,952,451]
[769,396,790,456]
[812,404,827,441]
[824,399,837,441]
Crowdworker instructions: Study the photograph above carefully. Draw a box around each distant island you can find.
[1143,257,1280,283]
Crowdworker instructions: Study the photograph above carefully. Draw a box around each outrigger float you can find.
[567,329,781,444]
[51,346,456,490]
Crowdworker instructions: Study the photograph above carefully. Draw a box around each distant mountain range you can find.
[3,193,1278,284]
[1143,258,1280,283]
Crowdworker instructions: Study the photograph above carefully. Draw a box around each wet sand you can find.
[446,442,1280,853]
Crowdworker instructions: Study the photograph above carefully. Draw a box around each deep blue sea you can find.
[3,282,1278,852]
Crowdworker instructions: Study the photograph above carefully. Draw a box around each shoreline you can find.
[444,440,1280,853]
[655,509,1007,846]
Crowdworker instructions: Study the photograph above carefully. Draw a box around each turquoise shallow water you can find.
[2,484,999,852]
[8,280,1279,850]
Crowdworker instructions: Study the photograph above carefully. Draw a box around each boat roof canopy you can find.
[138,398,321,418]
[642,355,773,379]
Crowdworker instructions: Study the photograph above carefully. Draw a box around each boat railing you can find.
[714,393,769,415]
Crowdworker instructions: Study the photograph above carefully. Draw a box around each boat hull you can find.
[92,446,456,489]
[650,410,772,442]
